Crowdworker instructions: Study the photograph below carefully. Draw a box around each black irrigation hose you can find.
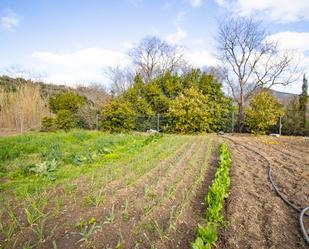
[223,136,309,246]
[300,207,309,245]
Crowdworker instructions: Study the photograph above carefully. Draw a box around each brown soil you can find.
[218,134,308,249]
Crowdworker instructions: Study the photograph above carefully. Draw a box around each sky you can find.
[0,0,309,93]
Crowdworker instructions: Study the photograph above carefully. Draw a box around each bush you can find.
[245,90,283,134]
[49,92,85,114]
[41,116,56,132]
[101,98,136,132]
[166,87,213,133]
[55,110,78,130]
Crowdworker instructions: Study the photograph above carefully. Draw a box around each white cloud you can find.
[265,31,309,93]
[216,0,309,23]
[185,49,218,67]
[165,27,188,44]
[267,32,309,52]
[0,10,19,31]
[189,0,203,7]
[31,48,130,85]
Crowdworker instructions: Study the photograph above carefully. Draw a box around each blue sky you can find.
[1,0,309,93]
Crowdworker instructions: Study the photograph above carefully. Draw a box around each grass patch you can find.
[0,130,161,198]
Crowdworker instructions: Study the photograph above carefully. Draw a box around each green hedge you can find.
[192,142,231,249]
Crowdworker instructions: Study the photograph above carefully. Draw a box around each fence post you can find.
[157,113,160,132]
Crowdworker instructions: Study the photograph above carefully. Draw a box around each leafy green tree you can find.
[142,81,170,114]
[101,98,136,132]
[157,71,182,99]
[245,90,283,134]
[282,96,304,135]
[55,110,78,130]
[197,73,233,131]
[49,92,85,114]
[123,74,154,116]
[166,87,213,133]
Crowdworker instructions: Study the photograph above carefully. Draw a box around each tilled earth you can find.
[4,136,217,249]
[2,134,308,249]
[219,135,309,249]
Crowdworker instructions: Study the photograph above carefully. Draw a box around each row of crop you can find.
[192,142,231,249]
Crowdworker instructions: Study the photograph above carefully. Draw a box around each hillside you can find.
[269,89,298,103]
[0,75,110,107]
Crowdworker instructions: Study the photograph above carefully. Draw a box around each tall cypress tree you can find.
[299,73,308,127]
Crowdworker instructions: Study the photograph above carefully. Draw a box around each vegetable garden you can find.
[0,131,308,248]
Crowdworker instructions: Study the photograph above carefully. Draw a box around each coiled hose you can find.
[223,136,309,246]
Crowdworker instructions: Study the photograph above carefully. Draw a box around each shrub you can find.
[101,98,136,132]
[166,87,213,133]
[41,116,56,132]
[245,90,283,134]
[55,110,78,130]
[49,92,85,114]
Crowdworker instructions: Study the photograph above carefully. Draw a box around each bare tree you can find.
[76,83,110,108]
[129,36,187,82]
[105,65,134,97]
[217,17,298,131]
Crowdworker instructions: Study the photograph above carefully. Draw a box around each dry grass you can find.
[0,85,49,131]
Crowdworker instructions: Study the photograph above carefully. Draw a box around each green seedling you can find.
[122,199,129,221]
[22,241,32,249]
[75,217,100,244]
[103,205,116,224]
[24,206,45,226]
[31,220,45,243]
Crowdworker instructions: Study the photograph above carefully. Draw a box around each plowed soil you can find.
[4,135,217,249]
[219,135,309,249]
[2,134,308,249]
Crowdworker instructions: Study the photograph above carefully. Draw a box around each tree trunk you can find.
[238,89,245,132]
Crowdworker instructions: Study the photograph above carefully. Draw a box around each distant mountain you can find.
[269,89,298,103]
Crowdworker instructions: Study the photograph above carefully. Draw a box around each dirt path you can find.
[218,135,308,249]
